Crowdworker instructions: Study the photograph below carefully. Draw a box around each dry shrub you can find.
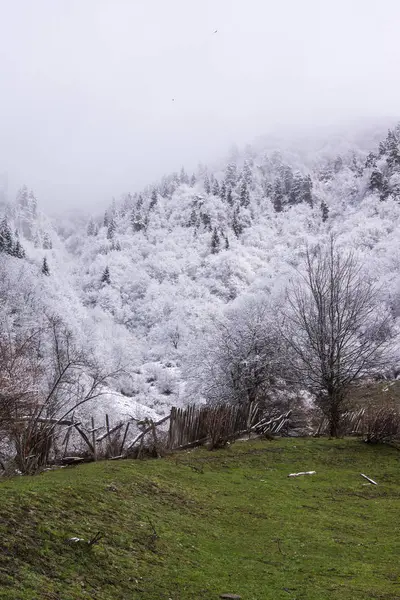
[364,403,400,444]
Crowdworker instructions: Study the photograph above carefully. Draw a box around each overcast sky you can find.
[0,0,399,211]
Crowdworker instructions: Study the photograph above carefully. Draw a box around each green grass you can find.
[0,438,399,600]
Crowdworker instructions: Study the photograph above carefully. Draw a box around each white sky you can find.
[0,0,399,211]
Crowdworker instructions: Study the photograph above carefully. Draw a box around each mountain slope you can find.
[2,123,400,417]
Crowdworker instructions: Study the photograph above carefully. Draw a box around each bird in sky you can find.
[213,29,218,34]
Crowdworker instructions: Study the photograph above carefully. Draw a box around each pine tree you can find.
[242,160,252,187]
[380,178,390,201]
[41,257,50,276]
[131,209,145,232]
[180,167,189,185]
[333,156,343,173]
[211,227,220,254]
[0,218,13,254]
[224,235,230,250]
[321,201,329,223]
[136,194,144,210]
[378,140,387,156]
[101,266,111,285]
[201,212,212,230]
[386,130,400,169]
[302,175,313,207]
[43,233,52,249]
[149,189,158,210]
[87,219,96,236]
[212,179,220,196]
[107,218,116,240]
[103,210,109,228]
[226,188,234,206]
[187,208,198,228]
[365,152,377,168]
[190,174,196,187]
[289,173,303,205]
[281,165,293,195]
[13,240,25,259]
[239,180,250,207]
[204,175,211,195]
[220,181,226,201]
[273,179,284,212]
[369,169,383,193]
[225,163,237,188]
[16,185,29,208]
[232,207,243,237]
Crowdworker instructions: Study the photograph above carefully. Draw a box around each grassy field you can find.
[0,438,399,600]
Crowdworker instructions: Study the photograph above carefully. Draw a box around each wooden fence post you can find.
[91,416,97,461]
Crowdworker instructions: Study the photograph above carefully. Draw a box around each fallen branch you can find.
[96,422,124,442]
[360,473,378,485]
[125,415,170,452]
[288,471,316,477]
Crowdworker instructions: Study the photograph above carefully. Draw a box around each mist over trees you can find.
[1,124,400,449]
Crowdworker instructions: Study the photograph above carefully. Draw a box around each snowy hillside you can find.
[2,123,400,418]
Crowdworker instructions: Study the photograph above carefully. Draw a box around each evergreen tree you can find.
[302,175,313,207]
[321,201,329,223]
[225,163,237,188]
[107,217,116,240]
[131,209,145,232]
[386,130,400,169]
[190,173,196,187]
[13,240,25,259]
[220,181,226,201]
[232,207,243,237]
[87,219,96,236]
[201,212,212,230]
[101,266,111,285]
[43,233,52,249]
[273,179,284,212]
[281,165,293,195]
[289,172,303,205]
[212,179,220,196]
[365,152,377,168]
[41,257,50,276]
[242,160,252,187]
[211,227,220,254]
[180,167,189,185]
[0,218,13,254]
[333,156,343,173]
[239,180,250,207]
[103,210,109,227]
[369,169,383,193]
[224,235,230,250]
[149,189,158,210]
[204,175,211,195]
[136,194,144,210]
[380,178,390,201]
[188,208,198,228]
[378,140,387,156]
[226,188,234,206]
[28,190,37,219]
[16,185,29,208]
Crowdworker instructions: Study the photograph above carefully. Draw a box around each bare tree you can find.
[0,315,119,472]
[191,299,283,408]
[282,239,394,436]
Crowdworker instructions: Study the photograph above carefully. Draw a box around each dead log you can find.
[360,473,378,485]
[288,471,316,477]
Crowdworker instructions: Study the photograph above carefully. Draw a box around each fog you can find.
[1,0,399,211]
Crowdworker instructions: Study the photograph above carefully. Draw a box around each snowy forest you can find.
[2,123,400,458]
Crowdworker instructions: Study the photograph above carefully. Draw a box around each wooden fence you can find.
[9,402,293,472]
